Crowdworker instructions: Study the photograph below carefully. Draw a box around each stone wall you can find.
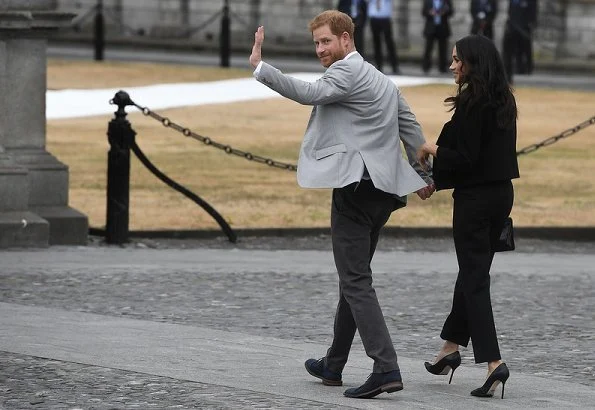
[562,0,595,58]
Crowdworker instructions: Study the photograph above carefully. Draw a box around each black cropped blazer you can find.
[432,101,520,191]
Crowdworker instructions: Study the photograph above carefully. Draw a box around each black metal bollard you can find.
[94,0,105,61]
[105,91,136,244]
[220,0,230,67]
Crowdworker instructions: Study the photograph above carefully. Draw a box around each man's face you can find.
[312,24,347,68]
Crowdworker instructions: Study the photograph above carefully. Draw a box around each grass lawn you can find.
[47,59,595,230]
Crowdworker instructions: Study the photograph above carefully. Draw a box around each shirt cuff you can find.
[253,61,264,77]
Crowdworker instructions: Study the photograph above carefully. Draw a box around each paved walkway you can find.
[1,238,594,409]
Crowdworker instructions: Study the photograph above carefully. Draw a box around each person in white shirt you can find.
[368,0,401,74]
[422,0,454,74]
[336,0,368,57]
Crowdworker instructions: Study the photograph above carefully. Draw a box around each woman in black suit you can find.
[417,34,520,399]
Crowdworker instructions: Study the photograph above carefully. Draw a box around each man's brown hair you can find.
[308,10,354,39]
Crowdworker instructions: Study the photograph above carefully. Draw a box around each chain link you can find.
[133,102,594,165]
[134,103,298,171]
[516,115,595,156]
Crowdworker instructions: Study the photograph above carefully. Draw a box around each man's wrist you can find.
[253,60,264,76]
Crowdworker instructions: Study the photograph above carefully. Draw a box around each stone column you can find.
[0,0,88,247]
[0,145,49,247]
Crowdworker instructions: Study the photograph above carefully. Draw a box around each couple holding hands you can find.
[249,10,519,400]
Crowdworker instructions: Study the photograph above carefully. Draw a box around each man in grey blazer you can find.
[250,10,434,399]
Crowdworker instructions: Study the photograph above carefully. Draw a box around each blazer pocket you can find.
[315,143,347,160]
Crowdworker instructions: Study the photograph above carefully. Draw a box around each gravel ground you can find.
[95,233,595,254]
[1,234,593,409]
[0,352,344,410]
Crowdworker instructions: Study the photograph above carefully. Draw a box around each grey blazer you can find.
[255,53,430,197]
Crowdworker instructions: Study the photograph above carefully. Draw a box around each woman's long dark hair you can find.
[445,35,517,129]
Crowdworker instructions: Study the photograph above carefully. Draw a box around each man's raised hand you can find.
[249,26,265,68]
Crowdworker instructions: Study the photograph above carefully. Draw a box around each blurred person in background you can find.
[368,0,401,74]
[337,0,369,57]
[502,0,538,83]
[250,9,434,399]
[470,0,498,39]
[422,0,454,74]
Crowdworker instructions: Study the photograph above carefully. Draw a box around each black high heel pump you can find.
[470,363,510,399]
[424,351,461,384]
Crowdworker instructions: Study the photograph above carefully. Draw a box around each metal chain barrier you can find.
[517,115,595,156]
[105,90,239,243]
[133,103,298,171]
[133,99,593,167]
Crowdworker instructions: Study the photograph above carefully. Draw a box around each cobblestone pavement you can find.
[1,235,594,409]
[109,233,595,254]
[0,352,344,410]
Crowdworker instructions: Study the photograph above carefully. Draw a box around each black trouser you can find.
[422,34,448,73]
[369,17,399,73]
[440,181,513,363]
[471,20,494,40]
[326,179,400,374]
[353,19,366,56]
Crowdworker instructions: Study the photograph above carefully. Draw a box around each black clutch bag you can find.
[494,217,515,252]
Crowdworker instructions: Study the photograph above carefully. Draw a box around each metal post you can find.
[94,0,105,61]
[181,0,190,28]
[220,0,230,67]
[105,91,136,244]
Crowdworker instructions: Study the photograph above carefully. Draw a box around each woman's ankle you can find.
[436,341,459,361]
[441,341,459,354]
[488,360,503,373]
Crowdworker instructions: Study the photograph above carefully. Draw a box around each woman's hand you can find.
[417,142,438,171]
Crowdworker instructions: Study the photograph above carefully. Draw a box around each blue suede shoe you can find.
[304,358,342,386]
[344,370,403,399]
